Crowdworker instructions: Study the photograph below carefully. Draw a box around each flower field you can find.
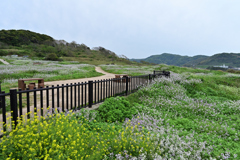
[0,64,240,159]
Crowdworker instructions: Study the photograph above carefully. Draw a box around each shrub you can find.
[45,53,59,61]
[96,97,137,122]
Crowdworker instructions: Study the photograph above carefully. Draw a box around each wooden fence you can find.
[0,70,170,136]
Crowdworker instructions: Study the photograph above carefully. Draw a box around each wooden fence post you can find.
[126,77,128,95]
[149,74,152,83]
[88,81,93,108]
[10,89,18,128]
[0,95,1,109]
[1,91,6,131]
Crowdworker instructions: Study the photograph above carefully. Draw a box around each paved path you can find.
[0,58,9,65]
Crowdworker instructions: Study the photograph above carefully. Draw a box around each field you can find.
[100,65,159,76]
[0,63,240,159]
[0,56,103,93]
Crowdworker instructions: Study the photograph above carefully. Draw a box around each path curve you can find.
[0,58,10,65]
[45,66,116,86]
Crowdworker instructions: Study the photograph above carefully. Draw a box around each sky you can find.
[0,0,240,59]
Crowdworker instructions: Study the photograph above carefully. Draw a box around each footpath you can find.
[44,67,116,86]
[0,59,10,65]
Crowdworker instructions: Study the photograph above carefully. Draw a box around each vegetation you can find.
[131,53,209,66]
[0,29,53,46]
[45,53,61,61]
[0,108,162,159]
[0,57,103,93]
[96,97,137,122]
[1,64,240,159]
[198,53,240,67]
[0,29,139,65]
[100,65,159,76]
[125,73,240,159]
[131,52,240,68]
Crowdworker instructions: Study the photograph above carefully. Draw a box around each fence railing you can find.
[0,70,170,135]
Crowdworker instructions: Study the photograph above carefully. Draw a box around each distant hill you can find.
[197,53,240,67]
[131,53,209,66]
[131,53,240,68]
[0,29,137,65]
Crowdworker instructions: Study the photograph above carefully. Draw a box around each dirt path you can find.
[44,67,116,86]
[0,58,10,65]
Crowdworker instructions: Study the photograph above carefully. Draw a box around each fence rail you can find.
[0,70,170,136]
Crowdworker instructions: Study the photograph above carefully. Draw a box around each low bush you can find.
[45,53,59,61]
[96,97,137,122]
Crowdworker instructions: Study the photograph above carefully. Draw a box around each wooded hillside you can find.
[0,29,136,65]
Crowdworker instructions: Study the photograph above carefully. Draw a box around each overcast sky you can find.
[1,0,239,58]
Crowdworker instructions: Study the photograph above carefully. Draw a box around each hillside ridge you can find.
[0,29,136,65]
[131,52,240,68]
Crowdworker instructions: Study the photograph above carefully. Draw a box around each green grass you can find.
[100,65,158,76]
[156,64,226,74]
[194,65,211,69]
[62,56,140,66]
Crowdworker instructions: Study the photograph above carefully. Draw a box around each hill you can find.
[131,53,209,66]
[131,52,240,68]
[197,53,240,67]
[0,29,138,65]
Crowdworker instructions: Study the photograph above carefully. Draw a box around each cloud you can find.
[0,0,240,58]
